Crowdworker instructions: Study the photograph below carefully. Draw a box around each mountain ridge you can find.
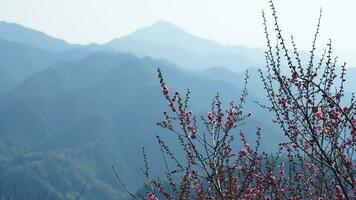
[106,21,264,72]
[0,21,75,51]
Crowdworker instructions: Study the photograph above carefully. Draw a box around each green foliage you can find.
[0,149,122,199]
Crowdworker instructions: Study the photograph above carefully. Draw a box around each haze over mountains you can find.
[0,20,354,199]
[0,21,73,51]
[106,21,265,72]
[0,20,266,72]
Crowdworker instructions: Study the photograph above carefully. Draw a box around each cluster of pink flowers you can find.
[122,1,356,199]
[226,107,237,129]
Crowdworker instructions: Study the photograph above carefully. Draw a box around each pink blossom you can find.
[239,150,247,157]
[240,130,245,138]
[307,98,313,104]
[207,112,214,121]
[335,185,345,200]
[147,192,159,200]
[188,126,196,139]
[352,118,356,125]
[186,111,193,117]
[244,143,251,150]
[315,111,323,120]
[161,120,168,128]
[162,86,169,96]
[343,106,348,113]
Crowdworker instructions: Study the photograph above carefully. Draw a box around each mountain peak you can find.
[110,20,223,55]
[130,20,189,39]
[148,20,184,31]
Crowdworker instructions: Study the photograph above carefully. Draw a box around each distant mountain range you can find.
[0,20,265,72]
[0,20,354,199]
[0,21,73,51]
[106,21,265,72]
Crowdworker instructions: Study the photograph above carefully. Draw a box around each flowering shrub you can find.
[258,1,355,198]
[115,0,355,199]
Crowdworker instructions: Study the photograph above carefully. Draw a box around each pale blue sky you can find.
[0,0,355,65]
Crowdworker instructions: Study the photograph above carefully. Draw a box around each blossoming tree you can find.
[115,0,355,199]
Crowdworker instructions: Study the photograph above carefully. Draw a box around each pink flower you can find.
[244,143,251,150]
[239,150,247,157]
[239,130,245,138]
[188,126,196,139]
[343,106,348,113]
[162,86,169,96]
[292,72,298,80]
[147,192,159,200]
[315,111,323,120]
[224,147,232,156]
[307,98,312,104]
[279,163,285,178]
[207,112,214,122]
[331,112,339,119]
[186,111,193,117]
[210,161,216,169]
[336,93,342,100]
[346,138,353,145]
[228,107,235,115]
[352,118,356,124]
[335,185,345,200]
[161,120,168,128]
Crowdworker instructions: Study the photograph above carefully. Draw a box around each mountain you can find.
[0,39,60,96]
[0,22,99,97]
[106,21,265,72]
[116,21,224,55]
[0,20,265,72]
[0,21,73,52]
[0,52,280,199]
[0,20,352,199]
[0,39,96,97]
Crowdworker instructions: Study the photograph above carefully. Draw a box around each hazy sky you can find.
[0,0,355,65]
